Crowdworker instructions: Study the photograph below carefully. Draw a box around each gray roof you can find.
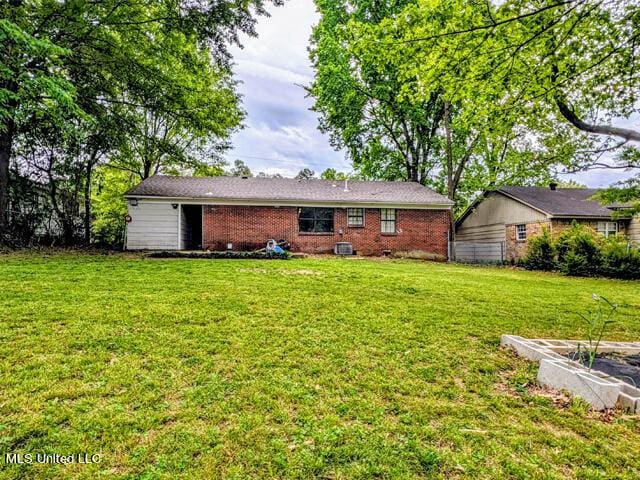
[125,175,453,207]
[497,186,613,218]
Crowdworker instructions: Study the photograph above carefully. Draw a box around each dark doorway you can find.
[182,205,202,250]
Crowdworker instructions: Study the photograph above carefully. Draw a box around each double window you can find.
[516,224,527,241]
[597,221,618,238]
[347,208,364,227]
[381,209,396,234]
[298,207,334,233]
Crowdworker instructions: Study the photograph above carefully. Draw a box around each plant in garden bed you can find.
[574,294,618,371]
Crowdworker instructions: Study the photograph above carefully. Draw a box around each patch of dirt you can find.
[496,370,624,423]
[236,267,324,276]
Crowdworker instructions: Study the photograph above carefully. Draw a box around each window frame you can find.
[597,221,618,238]
[297,207,334,234]
[347,208,365,227]
[516,224,527,241]
[380,208,397,234]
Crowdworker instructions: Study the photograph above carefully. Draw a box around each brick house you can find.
[455,184,640,262]
[124,176,453,257]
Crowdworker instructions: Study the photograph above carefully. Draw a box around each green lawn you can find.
[1,252,640,479]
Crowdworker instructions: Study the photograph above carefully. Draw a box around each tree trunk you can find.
[0,122,15,231]
[443,101,456,242]
[443,101,454,201]
[83,161,92,245]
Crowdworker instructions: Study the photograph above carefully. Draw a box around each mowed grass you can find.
[1,252,640,479]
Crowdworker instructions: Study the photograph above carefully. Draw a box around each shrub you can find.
[522,228,555,271]
[555,222,602,277]
[600,236,640,280]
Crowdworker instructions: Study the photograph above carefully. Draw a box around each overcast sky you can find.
[226,1,636,187]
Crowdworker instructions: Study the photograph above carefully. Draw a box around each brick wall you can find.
[202,205,450,257]
[505,221,551,262]
[550,219,627,236]
[505,219,631,262]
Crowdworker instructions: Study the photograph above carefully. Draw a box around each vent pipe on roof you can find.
[344,179,349,192]
[549,181,558,191]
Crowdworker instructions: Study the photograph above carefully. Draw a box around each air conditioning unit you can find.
[334,242,354,255]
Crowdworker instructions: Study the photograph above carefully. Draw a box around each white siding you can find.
[455,223,506,242]
[629,214,640,245]
[126,201,179,250]
[456,192,547,242]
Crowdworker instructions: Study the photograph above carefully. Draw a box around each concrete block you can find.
[538,359,622,410]
[500,335,563,362]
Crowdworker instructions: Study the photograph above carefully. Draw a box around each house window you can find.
[597,221,618,238]
[381,209,396,234]
[298,207,334,233]
[516,224,527,241]
[347,208,364,227]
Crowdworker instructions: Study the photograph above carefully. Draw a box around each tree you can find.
[310,0,445,186]
[92,167,137,248]
[2,0,283,245]
[0,3,79,230]
[295,168,316,180]
[228,159,253,177]
[557,180,587,189]
[309,0,582,213]
[387,0,640,161]
[320,168,348,180]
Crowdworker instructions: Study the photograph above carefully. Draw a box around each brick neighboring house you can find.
[455,184,640,262]
[124,176,453,257]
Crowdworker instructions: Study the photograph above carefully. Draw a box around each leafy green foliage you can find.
[227,159,253,177]
[600,235,640,280]
[308,0,586,212]
[91,168,138,248]
[522,228,555,271]
[320,168,349,180]
[2,0,282,245]
[384,0,640,166]
[556,223,603,277]
[598,178,640,217]
[523,222,640,279]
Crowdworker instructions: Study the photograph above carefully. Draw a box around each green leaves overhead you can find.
[310,0,639,213]
[1,0,282,242]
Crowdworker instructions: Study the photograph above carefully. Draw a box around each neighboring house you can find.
[124,175,453,256]
[456,184,640,262]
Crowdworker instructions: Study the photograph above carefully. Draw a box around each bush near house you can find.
[521,228,556,271]
[522,222,640,279]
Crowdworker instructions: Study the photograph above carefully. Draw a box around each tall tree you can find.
[309,0,445,186]
[386,0,640,165]
[228,159,253,177]
[2,0,283,243]
[309,0,581,211]
[0,2,79,230]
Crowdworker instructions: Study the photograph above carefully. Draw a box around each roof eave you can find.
[123,194,453,209]
[548,214,618,220]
